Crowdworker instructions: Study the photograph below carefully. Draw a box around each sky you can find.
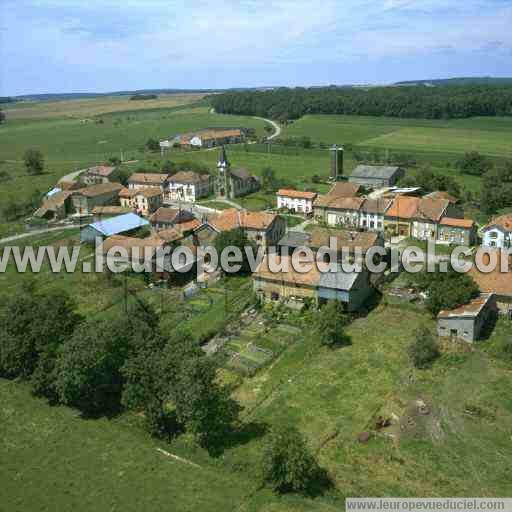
[1,0,512,96]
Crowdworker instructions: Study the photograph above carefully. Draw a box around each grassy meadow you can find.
[2,93,206,120]
[3,293,512,510]
[283,114,512,157]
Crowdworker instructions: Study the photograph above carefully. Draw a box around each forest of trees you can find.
[208,85,512,120]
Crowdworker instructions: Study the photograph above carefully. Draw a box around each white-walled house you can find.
[167,171,212,203]
[127,173,169,193]
[277,189,317,214]
[482,214,512,248]
[358,198,392,232]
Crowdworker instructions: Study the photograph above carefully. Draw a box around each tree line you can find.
[208,85,512,121]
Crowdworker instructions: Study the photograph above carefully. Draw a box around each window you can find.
[271,291,279,301]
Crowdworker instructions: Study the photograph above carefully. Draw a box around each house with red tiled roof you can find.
[411,197,451,241]
[71,182,124,216]
[313,196,366,229]
[425,190,459,205]
[149,207,196,231]
[481,214,512,249]
[128,173,170,193]
[438,217,476,245]
[253,254,374,311]
[209,208,285,248]
[469,249,512,315]
[276,189,317,214]
[80,165,117,186]
[384,196,460,240]
[119,187,163,216]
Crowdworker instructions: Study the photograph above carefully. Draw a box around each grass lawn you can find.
[0,380,253,512]
[196,199,233,210]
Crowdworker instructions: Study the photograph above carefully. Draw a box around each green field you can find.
[283,115,512,157]
[365,127,512,158]
[2,93,206,119]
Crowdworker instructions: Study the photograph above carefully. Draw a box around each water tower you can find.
[330,144,344,181]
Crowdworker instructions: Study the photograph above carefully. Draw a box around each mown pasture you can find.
[2,93,206,120]
[283,114,512,157]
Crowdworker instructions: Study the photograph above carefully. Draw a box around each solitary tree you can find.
[261,425,320,493]
[23,148,44,175]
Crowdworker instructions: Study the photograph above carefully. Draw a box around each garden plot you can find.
[221,318,299,376]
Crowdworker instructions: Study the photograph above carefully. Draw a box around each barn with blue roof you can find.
[80,213,149,243]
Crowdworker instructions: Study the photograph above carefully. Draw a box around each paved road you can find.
[163,200,219,217]
[57,167,87,184]
[255,117,281,140]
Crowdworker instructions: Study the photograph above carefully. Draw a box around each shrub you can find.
[497,336,512,362]
[315,301,350,348]
[408,327,440,369]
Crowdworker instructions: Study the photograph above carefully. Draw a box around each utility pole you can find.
[124,272,128,314]
[224,283,229,319]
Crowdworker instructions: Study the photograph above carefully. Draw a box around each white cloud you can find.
[2,0,512,94]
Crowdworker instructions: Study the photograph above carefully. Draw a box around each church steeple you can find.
[216,145,231,199]
[218,145,229,170]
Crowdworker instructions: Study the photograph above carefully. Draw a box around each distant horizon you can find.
[4,75,512,99]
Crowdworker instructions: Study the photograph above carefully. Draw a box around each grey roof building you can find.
[348,165,405,189]
[437,293,497,343]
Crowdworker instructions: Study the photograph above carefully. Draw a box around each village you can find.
[30,126,512,347]
[4,0,512,503]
